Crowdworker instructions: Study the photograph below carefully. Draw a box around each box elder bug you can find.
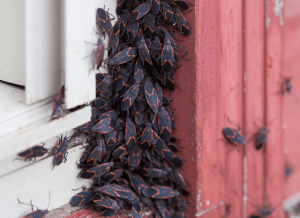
[53,135,69,167]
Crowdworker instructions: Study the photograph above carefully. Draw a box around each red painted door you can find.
[195,0,291,218]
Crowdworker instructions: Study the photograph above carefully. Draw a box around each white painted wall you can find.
[0,1,118,217]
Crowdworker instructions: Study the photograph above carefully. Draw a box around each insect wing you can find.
[109,47,138,65]
[141,123,154,150]
[164,71,175,91]
[223,127,246,146]
[120,10,129,35]
[116,0,125,15]
[175,8,190,35]
[70,190,94,206]
[93,195,119,210]
[125,117,137,152]
[24,210,49,218]
[96,38,105,69]
[134,58,146,83]
[143,186,180,199]
[53,136,68,166]
[99,110,118,121]
[113,144,128,158]
[91,118,116,134]
[81,162,113,179]
[138,40,153,71]
[143,12,154,38]
[126,20,139,42]
[121,83,139,111]
[51,86,64,117]
[105,131,117,145]
[86,145,103,165]
[144,81,159,114]
[151,0,160,14]
[160,2,175,24]
[111,22,120,49]
[128,144,142,169]
[102,169,124,182]
[166,0,189,10]
[96,8,113,37]
[161,40,174,72]
[129,3,151,22]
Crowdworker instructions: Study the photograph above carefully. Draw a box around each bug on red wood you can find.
[253,124,268,150]
[222,118,247,148]
[161,40,175,72]
[174,8,191,35]
[160,1,175,24]
[158,106,172,141]
[53,135,69,167]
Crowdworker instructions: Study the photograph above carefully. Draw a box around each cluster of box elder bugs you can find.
[68,1,193,217]
[16,0,296,217]
[16,0,193,217]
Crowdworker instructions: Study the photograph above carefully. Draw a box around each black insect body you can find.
[138,39,153,71]
[161,40,175,72]
[53,135,69,167]
[96,8,113,38]
[254,125,269,150]
[17,145,48,161]
[223,127,247,147]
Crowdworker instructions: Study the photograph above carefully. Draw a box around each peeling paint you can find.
[196,188,202,212]
[266,0,271,28]
[274,0,284,26]
[242,156,248,218]
[195,201,224,217]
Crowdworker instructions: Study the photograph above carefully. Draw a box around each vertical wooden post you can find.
[196,0,244,217]
[265,0,285,217]
[243,1,265,216]
[282,0,300,201]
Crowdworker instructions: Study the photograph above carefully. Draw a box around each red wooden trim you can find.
[265,0,285,217]
[283,0,300,200]
[196,0,244,217]
[244,1,265,216]
[171,0,198,217]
